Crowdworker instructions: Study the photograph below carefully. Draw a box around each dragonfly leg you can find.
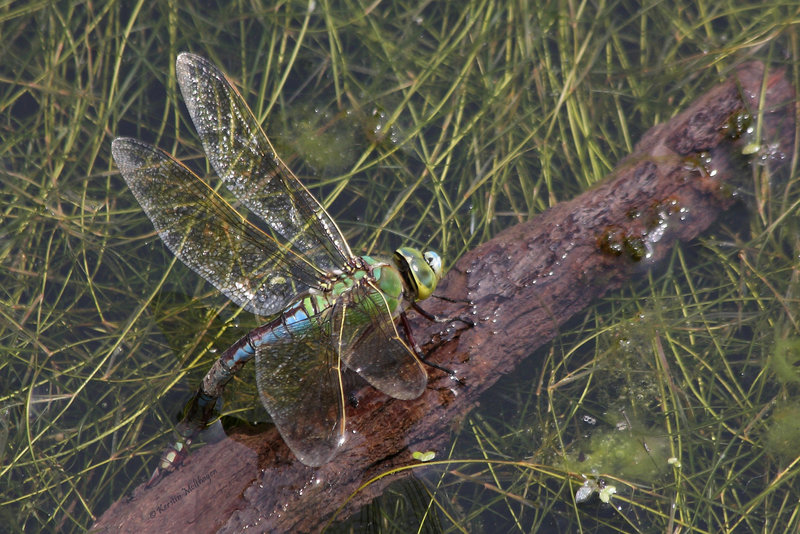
[399,312,463,384]
[411,301,475,327]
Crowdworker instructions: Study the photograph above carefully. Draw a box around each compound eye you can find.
[423,251,442,279]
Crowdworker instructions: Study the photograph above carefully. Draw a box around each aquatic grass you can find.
[383,231,800,531]
[1,0,799,532]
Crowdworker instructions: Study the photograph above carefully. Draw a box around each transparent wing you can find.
[176,52,352,276]
[112,138,326,315]
[254,313,344,466]
[333,282,427,400]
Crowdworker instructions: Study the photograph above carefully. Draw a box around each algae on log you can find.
[93,62,795,534]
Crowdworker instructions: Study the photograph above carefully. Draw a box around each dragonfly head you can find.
[393,247,443,301]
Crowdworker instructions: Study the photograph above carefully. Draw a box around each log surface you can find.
[93,62,795,533]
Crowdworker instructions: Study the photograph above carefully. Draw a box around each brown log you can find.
[93,61,795,533]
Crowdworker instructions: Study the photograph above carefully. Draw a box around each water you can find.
[1,1,798,532]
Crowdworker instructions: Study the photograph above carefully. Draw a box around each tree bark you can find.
[93,61,795,533]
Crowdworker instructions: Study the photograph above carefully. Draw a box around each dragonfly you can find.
[111,53,453,480]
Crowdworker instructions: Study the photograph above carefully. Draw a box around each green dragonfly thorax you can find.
[328,248,442,315]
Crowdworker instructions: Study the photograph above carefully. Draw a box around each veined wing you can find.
[112,138,328,315]
[332,282,427,400]
[176,53,351,280]
[254,311,344,466]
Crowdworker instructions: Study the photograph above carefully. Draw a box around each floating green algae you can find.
[561,426,671,483]
[764,402,800,461]
[768,335,800,386]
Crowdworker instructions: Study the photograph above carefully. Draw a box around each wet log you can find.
[93,61,795,533]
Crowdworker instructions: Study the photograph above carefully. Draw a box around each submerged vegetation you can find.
[1,0,799,532]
